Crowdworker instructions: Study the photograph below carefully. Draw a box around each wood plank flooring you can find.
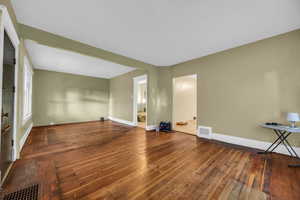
[1,121,300,200]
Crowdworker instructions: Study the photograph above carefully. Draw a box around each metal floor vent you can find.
[2,184,39,200]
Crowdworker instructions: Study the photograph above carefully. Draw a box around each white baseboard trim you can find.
[197,125,300,157]
[146,125,157,131]
[34,119,110,127]
[19,123,33,153]
[108,116,137,126]
[208,132,300,157]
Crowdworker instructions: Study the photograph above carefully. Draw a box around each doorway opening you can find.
[1,31,16,181]
[173,74,197,135]
[133,75,147,129]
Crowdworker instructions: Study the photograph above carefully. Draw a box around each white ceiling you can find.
[25,40,135,79]
[13,0,300,66]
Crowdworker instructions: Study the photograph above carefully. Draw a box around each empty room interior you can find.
[0,0,300,199]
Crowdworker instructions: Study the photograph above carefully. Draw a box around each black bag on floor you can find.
[159,121,172,132]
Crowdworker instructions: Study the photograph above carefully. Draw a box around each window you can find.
[23,58,33,122]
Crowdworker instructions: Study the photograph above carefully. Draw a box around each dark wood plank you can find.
[1,121,299,200]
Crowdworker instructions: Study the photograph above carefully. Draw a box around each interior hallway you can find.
[138,122,146,129]
[173,119,197,135]
[1,121,300,200]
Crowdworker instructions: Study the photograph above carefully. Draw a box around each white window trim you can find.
[23,57,33,124]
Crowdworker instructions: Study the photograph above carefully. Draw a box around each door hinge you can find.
[13,58,16,65]
[11,140,14,147]
[12,86,15,93]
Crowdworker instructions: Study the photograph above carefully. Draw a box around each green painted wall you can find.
[157,68,173,122]
[2,0,300,151]
[2,0,160,131]
[109,69,146,122]
[19,24,160,126]
[19,24,154,70]
[33,70,109,126]
[108,67,172,126]
[171,29,300,146]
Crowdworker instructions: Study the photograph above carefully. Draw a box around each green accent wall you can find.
[33,70,109,126]
[109,69,146,122]
[157,68,173,123]
[19,24,154,70]
[2,0,300,152]
[108,67,172,126]
[19,24,160,126]
[171,29,300,146]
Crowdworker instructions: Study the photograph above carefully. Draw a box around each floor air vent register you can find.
[1,184,39,200]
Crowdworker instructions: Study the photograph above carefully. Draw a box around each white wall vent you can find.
[197,126,212,139]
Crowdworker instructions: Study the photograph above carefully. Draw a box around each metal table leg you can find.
[276,131,300,167]
[258,129,300,167]
[257,130,284,154]
[279,132,300,158]
[274,131,294,156]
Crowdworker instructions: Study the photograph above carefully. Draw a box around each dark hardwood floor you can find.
[1,121,300,200]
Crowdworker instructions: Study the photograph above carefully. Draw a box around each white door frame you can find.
[133,74,147,128]
[172,74,197,132]
[0,6,20,167]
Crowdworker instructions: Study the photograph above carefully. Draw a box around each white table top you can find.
[261,124,300,133]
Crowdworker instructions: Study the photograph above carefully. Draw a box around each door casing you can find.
[0,5,20,184]
[172,74,197,134]
[133,74,148,128]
